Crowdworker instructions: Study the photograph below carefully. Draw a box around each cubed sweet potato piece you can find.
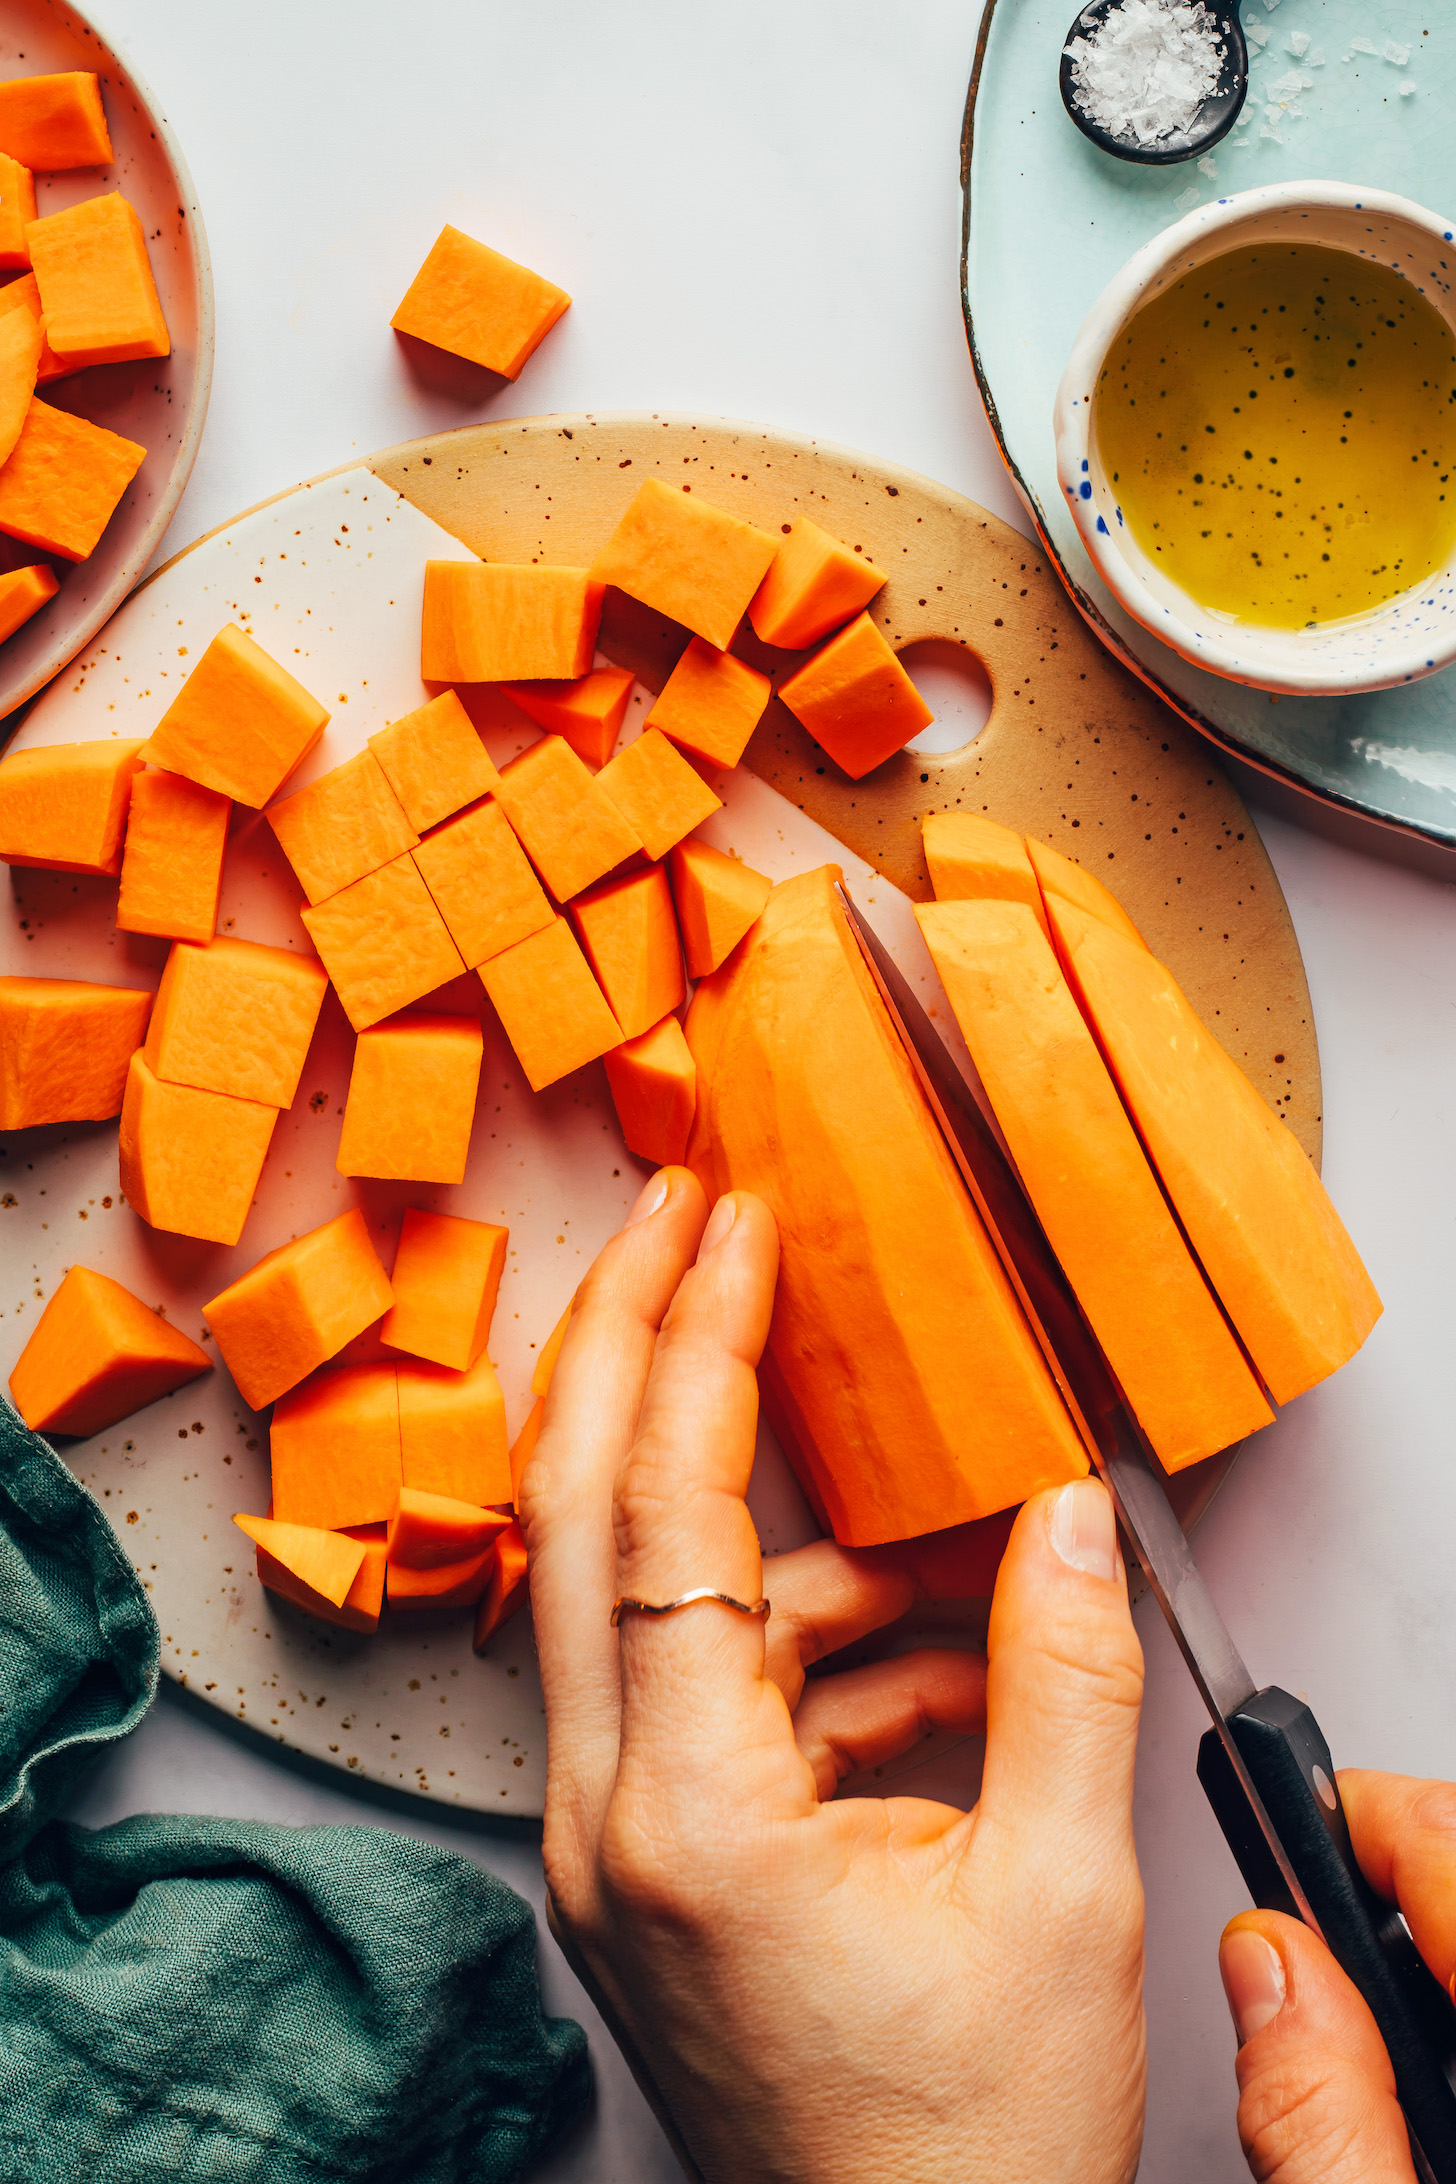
[748,517,887,650]
[0,74,112,169]
[494,734,641,902]
[337,1011,482,1185]
[204,1209,394,1412]
[590,478,778,651]
[0,398,145,561]
[0,738,144,875]
[397,1352,512,1507]
[596,728,721,859]
[502,665,635,770]
[233,1514,364,1610]
[269,1361,402,1531]
[26,192,169,368]
[10,1264,210,1437]
[391,226,570,379]
[572,864,684,1041]
[478,915,622,1091]
[300,853,465,1032]
[147,626,330,808]
[0,292,40,467]
[382,1207,508,1372]
[473,1520,529,1648]
[116,770,230,945]
[0,561,56,642]
[266,750,418,907]
[387,1486,510,1570]
[646,638,769,768]
[412,797,553,969]
[604,1014,696,1167]
[368,689,499,834]
[666,837,771,979]
[421,561,601,682]
[0,974,150,1129]
[0,152,36,270]
[143,935,328,1108]
[120,1050,277,1248]
[776,613,931,780]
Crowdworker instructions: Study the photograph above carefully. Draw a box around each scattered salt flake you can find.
[1288,29,1309,56]
[1246,21,1270,46]
[1384,40,1411,65]
[1065,0,1228,144]
[1197,152,1219,176]
[1351,37,1378,55]
[1399,78,1417,96]
[1309,46,1325,65]
[1260,122,1284,141]
[1260,0,1281,11]
[1174,184,1202,210]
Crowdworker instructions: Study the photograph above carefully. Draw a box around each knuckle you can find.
[1237,2060,1383,2182]
[1407,1778,1456,1843]
[611,1457,675,1566]
[596,1800,707,1939]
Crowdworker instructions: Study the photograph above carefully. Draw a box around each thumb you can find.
[1219,1912,1416,2182]
[978,1476,1145,1856]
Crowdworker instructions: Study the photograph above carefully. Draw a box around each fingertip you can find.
[1220,1917,1288,2044]
[622,1165,706,1232]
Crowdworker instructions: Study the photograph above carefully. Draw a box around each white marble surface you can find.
[55,3,1456,2177]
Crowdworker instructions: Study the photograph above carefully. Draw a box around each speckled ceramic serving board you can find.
[0,416,1320,1817]
[963,0,1456,855]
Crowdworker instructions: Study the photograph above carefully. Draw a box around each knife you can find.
[836,880,1456,2184]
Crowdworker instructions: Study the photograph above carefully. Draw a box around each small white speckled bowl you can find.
[1054,181,1456,696]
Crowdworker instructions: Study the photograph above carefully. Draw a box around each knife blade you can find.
[835,879,1456,2181]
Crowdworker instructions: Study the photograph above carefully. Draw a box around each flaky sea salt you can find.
[1384,40,1411,66]
[1351,37,1378,55]
[1065,0,1226,144]
[1246,21,1270,47]
[1288,30,1310,57]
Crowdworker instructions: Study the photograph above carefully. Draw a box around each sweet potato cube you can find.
[9,1264,210,1437]
[391,225,570,380]
[0,974,150,1129]
[120,1050,277,1248]
[387,1486,509,1570]
[590,478,778,651]
[494,734,641,902]
[27,192,169,368]
[0,561,56,642]
[381,1207,507,1372]
[268,1361,401,1531]
[474,1520,529,1649]
[337,1011,482,1184]
[0,271,71,383]
[254,1524,384,1633]
[917,898,1274,1472]
[397,1353,512,1507]
[1025,835,1146,951]
[412,798,553,969]
[143,935,328,1108]
[147,626,331,808]
[266,750,418,907]
[300,853,465,1032]
[0,738,143,874]
[777,613,932,781]
[233,1514,364,1610]
[0,284,40,469]
[596,729,721,859]
[479,916,622,1091]
[1049,896,1383,1406]
[923,813,1049,937]
[368,689,499,834]
[205,1209,394,1412]
[748,518,888,651]
[502,665,635,770]
[0,398,145,562]
[572,864,684,1041]
[604,1015,696,1166]
[666,837,771,978]
[0,153,36,271]
[421,561,602,683]
[646,638,769,769]
[387,1543,496,1610]
[508,1397,544,1508]
[116,771,230,945]
[0,74,112,169]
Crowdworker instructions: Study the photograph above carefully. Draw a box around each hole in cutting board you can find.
[898,639,993,757]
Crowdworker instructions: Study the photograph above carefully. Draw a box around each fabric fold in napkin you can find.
[0,1400,588,2182]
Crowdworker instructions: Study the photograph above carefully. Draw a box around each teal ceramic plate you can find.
[962,0,1456,854]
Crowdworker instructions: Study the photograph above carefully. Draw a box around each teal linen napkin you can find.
[0,1401,589,2182]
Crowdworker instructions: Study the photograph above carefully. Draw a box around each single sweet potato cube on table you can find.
[301,854,464,1031]
[382,1207,507,1372]
[0,399,145,561]
[667,837,771,978]
[266,750,418,906]
[204,1207,394,1412]
[269,1360,402,1531]
[10,1264,210,1437]
[0,563,56,642]
[776,612,932,780]
[26,192,169,369]
[748,518,888,650]
[233,1514,364,1611]
[143,935,328,1108]
[0,974,150,1128]
[604,1015,697,1167]
[0,153,36,270]
[397,1352,512,1507]
[572,864,684,1041]
[596,729,721,859]
[337,1011,482,1184]
[590,478,778,651]
[0,272,71,384]
[493,734,641,902]
[0,739,144,874]
[119,1050,277,1248]
[116,771,230,945]
[392,225,570,379]
[146,626,330,807]
[646,638,769,769]
[250,1518,385,1633]
[367,689,499,834]
[0,73,112,169]
[479,915,622,1091]
[421,560,600,683]
[412,798,553,968]
[502,665,635,770]
[474,1519,529,1649]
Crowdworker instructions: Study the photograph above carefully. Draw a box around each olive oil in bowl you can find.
[1092,243,1456,629]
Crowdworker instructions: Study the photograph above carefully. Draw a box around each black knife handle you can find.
[1198,1687,1456,2181]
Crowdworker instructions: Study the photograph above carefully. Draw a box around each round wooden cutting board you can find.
[0,414,1320,1819]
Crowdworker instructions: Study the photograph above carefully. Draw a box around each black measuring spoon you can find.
[1060,0,1248,165]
